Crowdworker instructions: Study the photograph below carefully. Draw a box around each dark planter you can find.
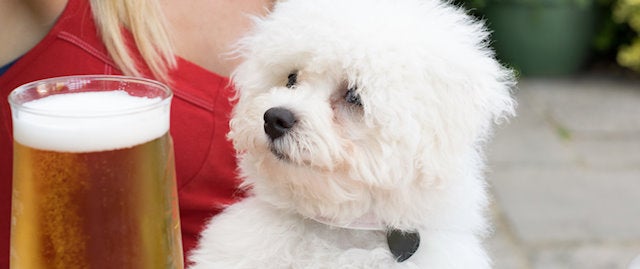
[483,1,597,76]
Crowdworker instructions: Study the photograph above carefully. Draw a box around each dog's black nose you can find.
[264,107,297,140]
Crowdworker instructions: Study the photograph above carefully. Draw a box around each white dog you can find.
[189,0,515,268]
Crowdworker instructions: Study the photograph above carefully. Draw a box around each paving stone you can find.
[489,166,640,243]
[487,201,531,269]
[531,243,640,269]
[519,79,640,134]
[485,77,640,268]
[487,87,574,166]
[567,137,640,170]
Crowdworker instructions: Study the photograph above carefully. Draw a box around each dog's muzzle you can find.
[264,107,297,140]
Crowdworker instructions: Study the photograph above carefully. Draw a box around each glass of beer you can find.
[9,75,183,269]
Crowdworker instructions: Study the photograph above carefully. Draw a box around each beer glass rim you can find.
[8,75,173,118]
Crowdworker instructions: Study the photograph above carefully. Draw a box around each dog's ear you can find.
[469,65,517,140]
[451,68,516,150]
[411,61,516,166]
[468,64,517,128]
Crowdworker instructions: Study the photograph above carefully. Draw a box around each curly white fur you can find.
[189,0,515,268]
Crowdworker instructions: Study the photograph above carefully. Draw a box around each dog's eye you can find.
[344,87,362,106]
[286,71,298,88]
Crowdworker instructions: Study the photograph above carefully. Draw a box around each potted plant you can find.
[457,0,598,76]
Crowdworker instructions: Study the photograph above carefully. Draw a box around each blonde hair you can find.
[90,0,176,82]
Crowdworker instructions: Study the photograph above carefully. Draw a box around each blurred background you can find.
[453,0,640,268]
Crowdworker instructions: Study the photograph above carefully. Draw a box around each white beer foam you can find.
[13,90,170,152]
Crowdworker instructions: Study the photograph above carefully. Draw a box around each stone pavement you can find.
[485,76,640,269]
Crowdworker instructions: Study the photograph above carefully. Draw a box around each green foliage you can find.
[613,0,640,71]
[454,0,594,9]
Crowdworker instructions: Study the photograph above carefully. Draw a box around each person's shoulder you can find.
[0,0,68,65]
[21,0,67,23]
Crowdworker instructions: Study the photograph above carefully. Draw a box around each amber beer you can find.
[9,76,183,269]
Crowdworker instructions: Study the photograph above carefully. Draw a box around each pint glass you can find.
[9,75,183,269]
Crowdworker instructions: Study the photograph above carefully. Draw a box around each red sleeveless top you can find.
[0,0,243,266]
